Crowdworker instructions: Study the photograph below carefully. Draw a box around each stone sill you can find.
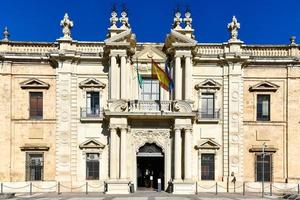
[80,117,104,123]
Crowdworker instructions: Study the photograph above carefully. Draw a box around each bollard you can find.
[58,182,61,195]
[157,178,161,192]
[298,184,299,195]
[215,182,218,195]
[86,182,88,195]
[270,183,272,196]
[234,181,236,193]
[226,177,229,193]
[1,183,3,194]
[243,182,245,196]
[30,182,32,196]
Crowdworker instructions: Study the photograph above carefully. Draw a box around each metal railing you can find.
[80,107,102,119]
[198,110,220,119]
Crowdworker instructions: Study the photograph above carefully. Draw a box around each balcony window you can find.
[257,95,270,121]
[86,153,99,180]
[86,91,100,117]
[201,93,215,118]
[26,153,43,181]
[139,79,159,101]
[29,92,43,119]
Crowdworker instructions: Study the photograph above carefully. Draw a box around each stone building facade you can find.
[0,11,300,194]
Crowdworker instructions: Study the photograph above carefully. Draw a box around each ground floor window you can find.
[256,154,272,182]
[86,153,99,180]
[26,153,43,181]
[201,154,215,180]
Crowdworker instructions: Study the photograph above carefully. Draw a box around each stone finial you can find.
[109,10,118,29]
[290,36,296,45]
[60,13,74,40]
[2,26,9,42]
[227,16,240,41]
[119,10,130,29]
[183,11,192,29]
[173,11,183,30]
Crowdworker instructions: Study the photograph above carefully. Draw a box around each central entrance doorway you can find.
[137,143,164,191]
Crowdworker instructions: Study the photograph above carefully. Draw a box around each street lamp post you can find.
[262,142,266,198]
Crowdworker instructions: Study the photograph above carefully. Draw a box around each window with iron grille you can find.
[26,153,43,181]
[139,79,159,101]
[201,93,215,118]
[86,153,99,180]
[201,154,215,180]
[257,95,270,121]
[256,154,272,182]
[29,92,43,119]
[86,91,100,116]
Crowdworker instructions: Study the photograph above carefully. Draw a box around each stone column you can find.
[174,128,182,180]
[110,128,118,179]
[109,55,117,99]
[175,56,182,100]
[184,55,192,100]
[120,55,127,99]
[184,128,192,180]
[120,128,127,179]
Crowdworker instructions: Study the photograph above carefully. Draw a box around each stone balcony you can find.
[105,100,195,119]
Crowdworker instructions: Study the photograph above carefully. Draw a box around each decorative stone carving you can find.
[227,16,240,41]
[290,36,296,45]
[249,81,279,92]
[119,10,130,29]
[195,139,220,150]
[79,139,105,149]
[60,13,74,40]
[195,79,221,91]
[2,26,9,42]
[109,99,128,112]
[109,10,118,29]
[20,78,50,89]
[132,129,170,153]
[173,11,182,30]
[183,11,192,29]
[173,100,192,113]
[79,78,106,89]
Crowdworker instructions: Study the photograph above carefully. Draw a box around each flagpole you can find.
[136,58,139,100]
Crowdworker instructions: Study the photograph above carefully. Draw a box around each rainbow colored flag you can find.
[151,59,174,91]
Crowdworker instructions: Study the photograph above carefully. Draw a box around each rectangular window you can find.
[256,154,272,182]
[201,154,215,180]
[86,91,100,116]
[29,92,43,119]
[201,93,215,118]
[26,153,43,181]
[140,79,159,101]
[257,95,270,121]
[86,153,99,180]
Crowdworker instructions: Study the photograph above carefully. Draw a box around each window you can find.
[86,91,100,117]
[257,95,270,121]
[201,93,215,118]
[140,79,159,101]
[256,154,272,182]
[26,153,43,181]
[86,153,99,180]
[201,154,215,180]
[29,92,43,119]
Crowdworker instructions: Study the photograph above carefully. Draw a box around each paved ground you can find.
[5,191,284,200]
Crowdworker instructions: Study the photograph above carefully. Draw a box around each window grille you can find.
[26,153,43,181]
[256,154,272,182]
[201,154,215,180]
[86,153,99,180]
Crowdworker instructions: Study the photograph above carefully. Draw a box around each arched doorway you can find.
[136,143,164,191]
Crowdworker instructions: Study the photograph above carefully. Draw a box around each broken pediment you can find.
[195,139,220,150]
[134,46,166,62]
[79,139,105,149]
[20,78,50,89]
[249,81,279,92]
[195,79,221,90]
[166,30,197,46]
[79,78,106,89]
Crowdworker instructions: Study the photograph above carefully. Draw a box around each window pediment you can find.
[20,78,50,89]
[249,145,277,153]
[195,79,221,90]
[79,78,106,89]
[134,46,166,62]
[20,143,50,151]
[195,139,220,150]
[79,139,105,149]
[249,81,279,92]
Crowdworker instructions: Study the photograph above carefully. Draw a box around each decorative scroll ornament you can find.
[227,16,240,41]
[109,11,118,29]
[173,12,182,30]
[60,13,74,40]
[120,11,130,29]
[183,11,192,29]
[2,26,9,42]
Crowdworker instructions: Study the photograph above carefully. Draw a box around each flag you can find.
[165,58,174,91]
[151,59,174,91]
[136,58,143,89]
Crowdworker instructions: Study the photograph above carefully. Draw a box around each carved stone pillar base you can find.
[172,180,195,194]
[105,180,130,194]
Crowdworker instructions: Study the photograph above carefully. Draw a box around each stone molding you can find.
[195,79,221,91]
[79,78,106,89]
[20,78,50,89]
[249,81,279,92]
[79,139,106,149]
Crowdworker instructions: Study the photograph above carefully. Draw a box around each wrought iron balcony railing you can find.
[198,110,220,120]
[80,107,103,119]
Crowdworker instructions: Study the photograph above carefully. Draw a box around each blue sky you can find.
[0,0,300,44]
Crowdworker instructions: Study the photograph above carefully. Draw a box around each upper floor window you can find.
[26,153,43,181]
[139,79,159,101]
[86,91,100,116]
[29,92,43,119]
[257,95,270,121]
[86,153,99,180]
[201,93,215,118]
